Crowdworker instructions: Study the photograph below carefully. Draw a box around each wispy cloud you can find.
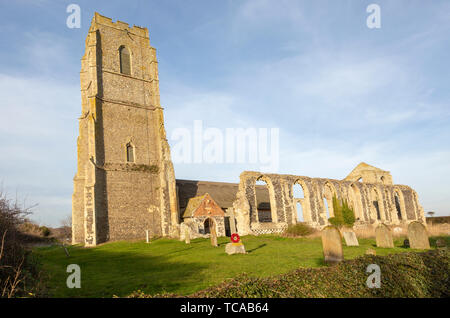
[0,0,449,226]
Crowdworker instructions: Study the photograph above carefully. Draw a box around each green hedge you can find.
[129,249,449,298]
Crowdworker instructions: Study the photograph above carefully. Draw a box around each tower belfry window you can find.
[126,143,135,163]
[119,46,131,75]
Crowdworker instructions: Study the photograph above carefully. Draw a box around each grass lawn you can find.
[34,235,447,297]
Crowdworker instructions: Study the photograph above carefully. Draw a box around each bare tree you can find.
[59,214,72,242]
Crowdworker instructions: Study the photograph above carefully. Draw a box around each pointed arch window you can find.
[119,46,131,75]
[126,143,135,163]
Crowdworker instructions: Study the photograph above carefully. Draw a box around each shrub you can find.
[342,200,355,227]
[284,223,316,237]
[128,249,449,298]
[39,226,51,237]
[0,191,44,297]
[327,217,340,227]
[331,196,355,228]
[18,221,41,235]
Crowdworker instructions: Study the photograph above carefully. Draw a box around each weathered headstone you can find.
[210,220,218,247]
[343,230,359,246]
[375,224,394,248]
[225,233,246,255]
[184,226,190,244]
[321,226,344,264]
[408,221,430,249]
[225,242,246,254]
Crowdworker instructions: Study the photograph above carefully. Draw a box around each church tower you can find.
[72,13,179,246]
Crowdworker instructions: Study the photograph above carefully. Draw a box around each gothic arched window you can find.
[126,143,135,163]
[119,46,131,75]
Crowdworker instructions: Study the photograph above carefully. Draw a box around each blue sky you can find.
[0,0,449,226]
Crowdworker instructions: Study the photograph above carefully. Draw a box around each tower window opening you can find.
[119,46,131,75]
[126,143,135,163]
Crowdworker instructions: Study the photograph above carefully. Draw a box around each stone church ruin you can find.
[72,13,426,246]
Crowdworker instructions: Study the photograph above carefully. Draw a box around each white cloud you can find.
[1,0,449,227]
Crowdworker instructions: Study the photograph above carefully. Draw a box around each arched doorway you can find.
[204,218,214,234]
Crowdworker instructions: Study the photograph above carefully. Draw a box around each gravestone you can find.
[321,226,344,264]
[210,221,218,247]
[375,224,394,248]
[225,233,246,255]
[408,221,430,249]
[184,226,190,244]
[343,231,359,246]
[225,243,246,254]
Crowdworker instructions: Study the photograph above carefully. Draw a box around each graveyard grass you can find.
[34,235,449,298]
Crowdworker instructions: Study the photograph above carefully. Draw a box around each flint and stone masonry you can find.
[72,13,179,246]
[232,163,426,236]
[72,14,427,246]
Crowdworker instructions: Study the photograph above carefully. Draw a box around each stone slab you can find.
[343,231,359,246]
[408,221,430,249]
[321,226,344,263]
[225,242,246,255]
[375,224,394,248]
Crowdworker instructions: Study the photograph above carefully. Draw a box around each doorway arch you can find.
[204,217,215,234]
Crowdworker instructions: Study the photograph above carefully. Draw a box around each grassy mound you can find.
[130,249,449,298]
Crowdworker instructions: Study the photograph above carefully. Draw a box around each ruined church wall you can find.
[233,171,425,236]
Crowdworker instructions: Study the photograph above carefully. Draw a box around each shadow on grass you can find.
[35,245,210,298]
[247,244,267,253]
